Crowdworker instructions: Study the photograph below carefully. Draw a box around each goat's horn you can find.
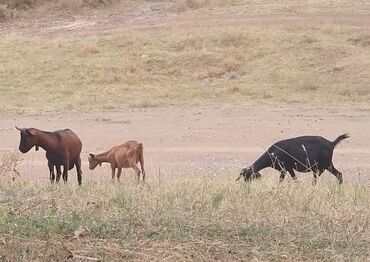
[15,126,23,131]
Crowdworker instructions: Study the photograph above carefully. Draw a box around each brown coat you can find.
[16,127,83,185]
[88,140,145,181]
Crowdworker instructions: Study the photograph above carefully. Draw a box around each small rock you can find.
[333,65,345,71]
[204,78,214,85]
[229,72,241,80]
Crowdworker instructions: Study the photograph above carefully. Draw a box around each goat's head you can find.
[236,167,261,181]
[15,126,38,153]
[88,153,102,170]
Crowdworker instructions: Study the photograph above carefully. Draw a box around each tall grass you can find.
[0,174,369,261]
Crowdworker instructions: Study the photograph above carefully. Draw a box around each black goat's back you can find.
[268,136,334,173]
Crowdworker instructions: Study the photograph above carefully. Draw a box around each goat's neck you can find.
[94,151,110,164]
[251,151,273,173]
[35,130,59,152]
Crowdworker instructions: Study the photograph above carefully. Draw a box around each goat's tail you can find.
[332,134,350,147]
[136,143,145,180]
[136,143,143,152]
[136,143,144,161]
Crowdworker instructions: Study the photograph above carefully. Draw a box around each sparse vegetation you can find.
[1,1,370,261]
[0,0,120,11]
[0,151,22,179]
[0,175,369,261]
[0,24,370,113]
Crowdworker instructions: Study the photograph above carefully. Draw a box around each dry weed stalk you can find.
[0,150,22,179]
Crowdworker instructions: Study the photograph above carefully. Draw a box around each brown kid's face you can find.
[88,154,100,170]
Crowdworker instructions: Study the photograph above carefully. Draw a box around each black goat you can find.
[237,134,349,184]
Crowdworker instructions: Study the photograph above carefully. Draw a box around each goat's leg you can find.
[132,164,141,183]
[288,169,297,182]
[110,165,116,180]
[55,165,62,182]
[327,163,343,184]
[48,161,55,183]
[279,171,286,183]
[75,157,82,185]
[62,162,69,183]
[139,152,145,182]
[116,168,122,182]
[56,165,62,183]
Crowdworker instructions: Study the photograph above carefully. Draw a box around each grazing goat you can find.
[237,134,349,184]
[16,127,83,185]
[88,140,145,182]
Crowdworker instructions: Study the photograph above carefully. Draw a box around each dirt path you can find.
[1,9,370,39]
[1,105,370,183]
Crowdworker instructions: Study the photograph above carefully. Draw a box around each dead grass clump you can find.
[0,3,14,21]
[222,55,243,72]
[347,34,370,47]
[0,151,21,179]
[0,0,39,9]
[0,0,121,21]
[0,5,8,21]
[79,41,100,56]
[57,0,119,10]
[172,0,209,12]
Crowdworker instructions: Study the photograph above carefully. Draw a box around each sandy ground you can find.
[1,7,370,38]
[1,104,370,184]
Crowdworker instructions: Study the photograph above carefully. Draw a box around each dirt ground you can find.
[1,5,370,38]
[1,104,370,184]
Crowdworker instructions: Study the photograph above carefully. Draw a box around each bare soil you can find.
[2,105,370,184]
[1,6,370,38]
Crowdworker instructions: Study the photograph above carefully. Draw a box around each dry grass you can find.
[0,0,122,21]
[0,0,120,10]
[0,151,22,180]
[0,23,370,112]
[0,174,369,261]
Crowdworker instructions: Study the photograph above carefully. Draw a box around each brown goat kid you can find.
[16,127,83,185]
[88,141,145,182]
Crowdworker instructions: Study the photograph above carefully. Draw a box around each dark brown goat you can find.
[16,127,83,185]
[88,140,145,182]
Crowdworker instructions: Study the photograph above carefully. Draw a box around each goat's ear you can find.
[26,128,36,136]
